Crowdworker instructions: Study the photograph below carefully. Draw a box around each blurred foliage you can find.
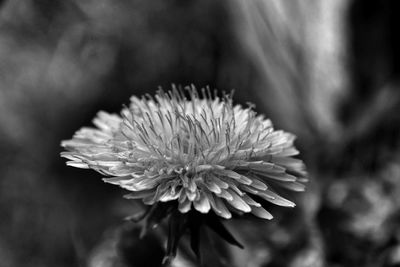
[1,0,400,266]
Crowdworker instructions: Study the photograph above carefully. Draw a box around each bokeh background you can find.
[1,0,400,266]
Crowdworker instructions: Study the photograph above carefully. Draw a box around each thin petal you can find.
[193,192,211,213]
[248,177,268,191]
[240,184,259,195]
[203,180,222,194]
[256,190,295,207]
[216,189,233,201]
[65,161,89,169]
[178,196,191,213]
[271,156,305,170]
[272,181,306,192]
[226,189,251,213]
[218,170,252,185]
[124,190,155,199]
[213,197,232,219]
[241,194,261,207]
[102,176,133,184]
[253,170,297,182]
[251,206,273,220]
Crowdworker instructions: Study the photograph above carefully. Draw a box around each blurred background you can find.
[1,0,400,266]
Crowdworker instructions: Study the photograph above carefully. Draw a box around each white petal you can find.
[251,206,273,220]
[66,161,89,169]
[194,192,211,213]
[256,190,295,207]
[203,180,222,194]
[158,189,180,202]
[226,190,251,212]
[247,162,275,172]
[253,170,297,182]
[124,190,154,199]
[102,176,132,184]
[218,170,252,185]
[216,189,233,201]
[240,185,259,195]
[248,178,268,191]
[273,181,306,192]
[241,194,261,207]
[212,176,229,189]
[275,147,299,157]
[271,157,305,170]
[213,197,232,219]
[178,198,192,213]
[186,189,197,201]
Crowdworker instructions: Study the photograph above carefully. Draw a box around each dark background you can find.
[1,0,400,266]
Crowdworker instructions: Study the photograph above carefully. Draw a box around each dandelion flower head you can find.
[61,86,307,220]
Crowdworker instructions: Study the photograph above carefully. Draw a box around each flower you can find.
[61,86,307,221]
[61,86,307,263]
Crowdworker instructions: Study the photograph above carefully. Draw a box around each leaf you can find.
[163,211,187,266]
[205,214,244,249]
[124,207,151,222]
[188,213,203,261]
[141,203,174,238]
